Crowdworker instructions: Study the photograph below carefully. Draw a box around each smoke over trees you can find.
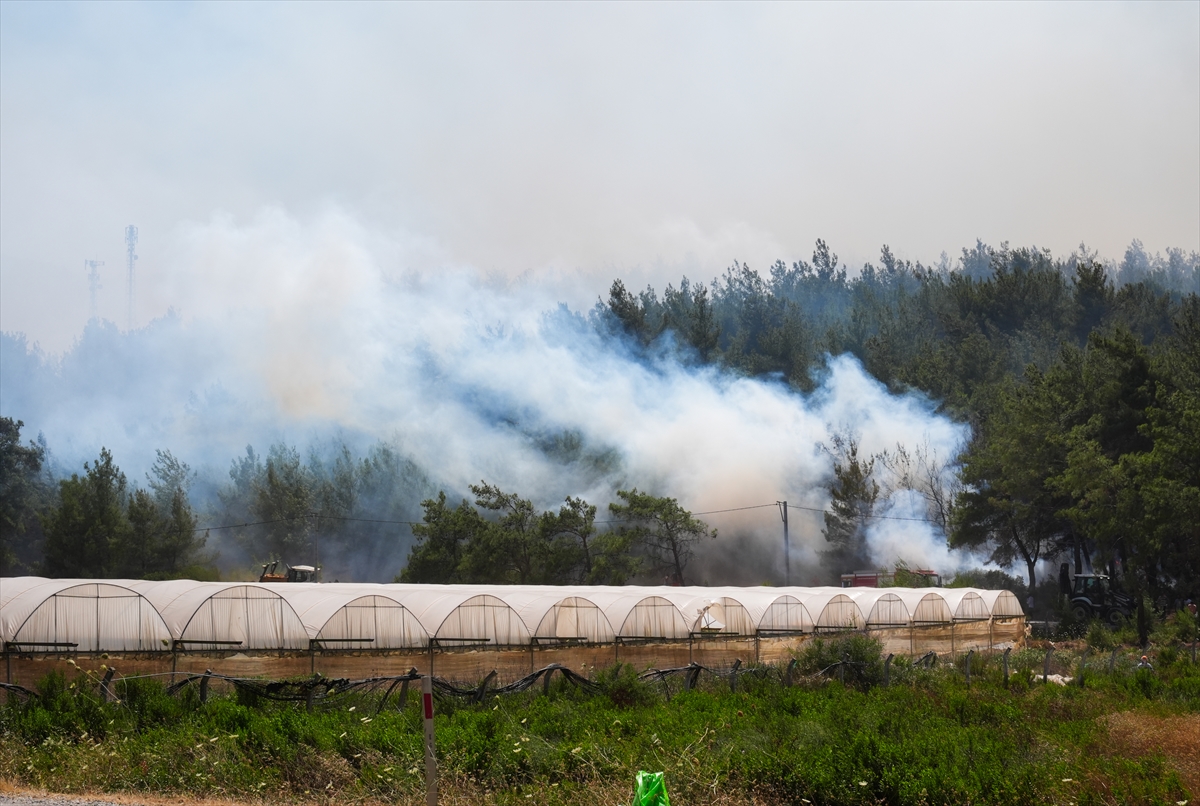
[1,235,1196,598]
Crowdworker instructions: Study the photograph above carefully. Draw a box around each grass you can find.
[1,636,1197,806]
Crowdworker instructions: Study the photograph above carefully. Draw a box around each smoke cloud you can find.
[1,209,971,582]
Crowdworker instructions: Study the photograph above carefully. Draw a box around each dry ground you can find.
[1099,711,1200,795]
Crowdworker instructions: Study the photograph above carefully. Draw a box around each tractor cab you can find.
[1073,574,1109,604]
[287,565,318,583]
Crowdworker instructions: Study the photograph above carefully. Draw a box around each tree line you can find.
[0,421,718,586]
[2,237,1196,598]
[596,239,1198,602]
[399,485,715,585]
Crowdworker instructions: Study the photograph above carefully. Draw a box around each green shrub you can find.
[1086,620,1115,651]
[594,662,654,708]
[794,632,884,688]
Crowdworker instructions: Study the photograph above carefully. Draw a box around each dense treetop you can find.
[1,238,1196,604]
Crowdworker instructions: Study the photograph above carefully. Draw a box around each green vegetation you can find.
[401,485,711,585]
[2,637,1196,805]
[600,243,1199,598]
[2,238,1197,596]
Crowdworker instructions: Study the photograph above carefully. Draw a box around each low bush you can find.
[793,632,885,688]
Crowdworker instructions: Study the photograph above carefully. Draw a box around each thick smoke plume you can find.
[1,210,970,582]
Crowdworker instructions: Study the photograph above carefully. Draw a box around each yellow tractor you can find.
[258,561,320,583]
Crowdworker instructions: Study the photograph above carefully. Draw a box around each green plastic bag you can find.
[633,770,671,806]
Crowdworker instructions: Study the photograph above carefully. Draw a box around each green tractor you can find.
[1059,563,1133,625]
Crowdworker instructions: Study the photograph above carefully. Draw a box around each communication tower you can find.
[84,259,104,321]
[125,225,138,328]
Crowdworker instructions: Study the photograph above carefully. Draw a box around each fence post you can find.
[839,653,847,685]
[200,670,211,704]
[306,680,317,714]
[1002,647,1011,685]
[729,659,741,693]
[1078,648,1090,688]
[99,667,116,703]
[475,670,497,705]
[543,665,558,696]
[1043,647,1053,684]
[422,675,437,806]
[783,658,797,687]
[686,662,702,691]
[884,654,893,687]
[400,667,418,709]
[965,650,974,689]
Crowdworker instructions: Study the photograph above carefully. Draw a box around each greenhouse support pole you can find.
[422,675,438,806]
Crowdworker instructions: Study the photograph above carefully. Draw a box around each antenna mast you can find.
[124,225,138,329]
[84,259,104,321]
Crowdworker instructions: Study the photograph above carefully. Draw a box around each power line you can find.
[186,500,939,536]
[787,502,938,524]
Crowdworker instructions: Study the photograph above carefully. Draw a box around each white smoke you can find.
[1,208,971,582]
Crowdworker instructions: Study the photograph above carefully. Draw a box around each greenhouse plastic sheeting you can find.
[1,579,171,652]
[0,579,1024,654]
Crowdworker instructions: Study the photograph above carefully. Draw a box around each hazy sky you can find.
[2,1,1198,353]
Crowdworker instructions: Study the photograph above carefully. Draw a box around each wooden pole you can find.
[423,675,437,806]
[777,501,790,586]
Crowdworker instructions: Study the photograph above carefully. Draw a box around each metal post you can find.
[884,653,893,687]
[839,653,847,685]
[777,502,790,587]
[1043,647,1053,684]
[543,665,556,696]
[1078,648,1090,687]
[1002,647,1011,684]
[200,670,211,704]
[965,650,974,689]
[784,658,797,687]
[729,659,741,693]
[422,675,437,806]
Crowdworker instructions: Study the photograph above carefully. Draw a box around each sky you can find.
[1,1,1198,353]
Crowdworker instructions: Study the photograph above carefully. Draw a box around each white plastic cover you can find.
[0,579,1024,652]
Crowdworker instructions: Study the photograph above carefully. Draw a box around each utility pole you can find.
[125,225,138,329]
[777,501,790,586]
[84,259,104,321]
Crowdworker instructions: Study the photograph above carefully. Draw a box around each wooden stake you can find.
[423,675,437,806]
